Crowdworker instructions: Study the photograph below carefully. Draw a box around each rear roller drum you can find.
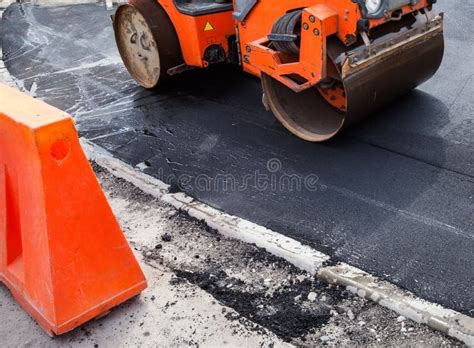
[113,0,183,88]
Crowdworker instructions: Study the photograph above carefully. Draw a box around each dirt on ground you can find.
[93,163,462,347]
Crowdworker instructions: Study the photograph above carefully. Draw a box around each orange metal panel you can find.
[245,4,338,91]
[158,0,235,67]
[235,0,360,79]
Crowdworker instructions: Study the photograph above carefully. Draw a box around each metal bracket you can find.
[360,31,372,55]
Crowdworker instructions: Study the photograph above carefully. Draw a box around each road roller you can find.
[113,0,444,141]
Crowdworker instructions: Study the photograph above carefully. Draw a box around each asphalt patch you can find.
[176,269,333,341]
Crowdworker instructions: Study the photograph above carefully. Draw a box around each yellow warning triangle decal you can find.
[204,21,214,31]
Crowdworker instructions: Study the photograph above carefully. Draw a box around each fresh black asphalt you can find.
[1,2,472,315]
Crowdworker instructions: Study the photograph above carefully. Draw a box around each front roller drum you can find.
[113,0,183,88]
[262,28,444,142]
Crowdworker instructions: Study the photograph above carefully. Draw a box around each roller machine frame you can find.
[113,0,444,141]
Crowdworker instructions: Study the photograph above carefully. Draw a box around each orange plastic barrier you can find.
[0,84,147,335]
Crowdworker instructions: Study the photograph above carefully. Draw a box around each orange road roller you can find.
[113,0,444,141]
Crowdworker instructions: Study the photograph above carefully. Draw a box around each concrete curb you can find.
[162,192,329,275]
[319,265,474,346]
[81,139,474,346]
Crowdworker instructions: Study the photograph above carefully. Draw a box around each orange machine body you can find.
[154,0,433,84]
[157,0,235,68]
[238,0,432,90]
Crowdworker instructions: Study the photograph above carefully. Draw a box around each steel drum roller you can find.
[262,10,444,142]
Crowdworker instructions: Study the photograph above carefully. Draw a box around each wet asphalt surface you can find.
[1,2,472,315]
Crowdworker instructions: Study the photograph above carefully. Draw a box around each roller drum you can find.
[262,10,445,142]
[113,0,183,88]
